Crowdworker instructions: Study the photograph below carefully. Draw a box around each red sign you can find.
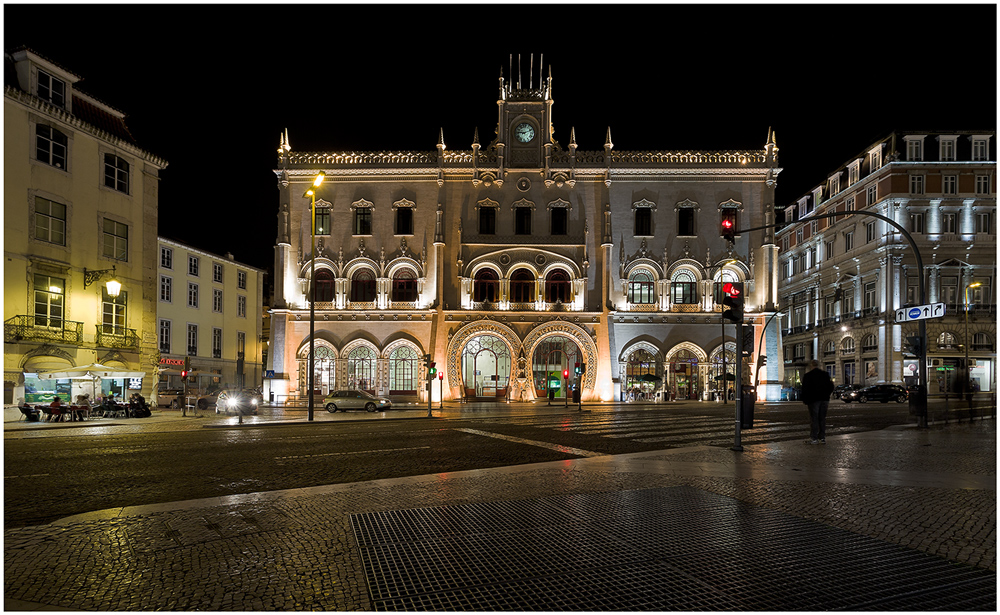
[160,358,184,365]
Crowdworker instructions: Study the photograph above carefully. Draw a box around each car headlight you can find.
[251,397,258,406]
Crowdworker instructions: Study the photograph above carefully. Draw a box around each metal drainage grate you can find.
[351,486,997,611]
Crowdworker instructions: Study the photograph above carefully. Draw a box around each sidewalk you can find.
[4,417,995,611]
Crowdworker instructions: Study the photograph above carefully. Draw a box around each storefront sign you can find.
[160,358,185,365]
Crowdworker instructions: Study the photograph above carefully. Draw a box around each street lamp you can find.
[305,171,325,421]
[83,265,121,297]
[964,281,982,401]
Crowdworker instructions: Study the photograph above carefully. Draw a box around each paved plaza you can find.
[3,404,996,611]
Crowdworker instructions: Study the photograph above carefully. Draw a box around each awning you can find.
[37,362,146,380]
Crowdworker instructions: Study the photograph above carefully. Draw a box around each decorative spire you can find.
[437,128,446,150]
[604,127,613,150]
[472,127,480,148]
[569,127,577,149]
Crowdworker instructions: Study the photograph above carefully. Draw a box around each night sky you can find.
[5,3,996,273]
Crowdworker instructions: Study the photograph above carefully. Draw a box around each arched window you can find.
[314,269,335,302]
[350,269,376,302]
[937,331,957,349]
[841,337,856,354]
[546,269,570,303]
[510,268,535,303]
[347,346,377,392]
[973,332,992,351]
[628,270,655,304]
[671,270,697,304]
[391,268,417,302]
[862,334,878,352]
[824,340,836,356]
[388,346,418,394]
[473,269,499,303]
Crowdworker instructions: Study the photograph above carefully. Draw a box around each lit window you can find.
[671,270,697,304]
[187,283,198,308]
[102,289,127,335]
[315,208,331,235]
[33,274,64,328]
[627,270,655,304]
[353,206,372,235]
[160,276,172,302]
[942,175,957,195]
[159,320,171,353]
[909,175,924,195]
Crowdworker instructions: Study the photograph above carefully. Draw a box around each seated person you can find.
[48,396,64,422]
[18,399,40,422]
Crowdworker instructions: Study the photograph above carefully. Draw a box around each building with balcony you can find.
[776,130,996,395]
[3,48,168,404]
[269,61,785,404]
[155,238,265,401]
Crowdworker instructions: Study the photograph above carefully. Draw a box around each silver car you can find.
[324,390,392,413]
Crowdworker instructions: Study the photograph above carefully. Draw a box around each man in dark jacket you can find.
[801,360,834,444]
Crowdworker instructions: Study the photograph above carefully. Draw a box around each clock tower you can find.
[495,54,553,171]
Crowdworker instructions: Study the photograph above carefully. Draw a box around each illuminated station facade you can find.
[267,65,785,405]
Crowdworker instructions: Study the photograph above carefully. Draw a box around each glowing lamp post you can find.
[305,171,325,421]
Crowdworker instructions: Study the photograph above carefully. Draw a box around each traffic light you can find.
[721,214,736,243]
[903,336,924,358]
[574,362,581,375]
[428,361,436,377]
[722,281,744,323]
[563,369,569,379]
[438,372,443,381]
[181,370,188,382]
[760,355,767,366]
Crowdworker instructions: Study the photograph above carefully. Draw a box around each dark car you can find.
[834,384,863,401]
[843,384,908,404]
[324,390,392,413]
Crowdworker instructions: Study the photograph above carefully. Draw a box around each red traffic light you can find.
[722,282,741,297]
[721,218,734,230]
[563,369,569,379]
[437,372,443,380]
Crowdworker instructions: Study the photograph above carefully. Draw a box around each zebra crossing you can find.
[478,412,824,448]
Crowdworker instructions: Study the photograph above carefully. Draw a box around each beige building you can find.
[777,130,996,395]
[4,48,168,404]
[268,62,785,405]
[155,238,265,400]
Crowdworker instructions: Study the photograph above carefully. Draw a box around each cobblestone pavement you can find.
[4,408,995,610]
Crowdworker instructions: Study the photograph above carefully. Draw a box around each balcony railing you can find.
[627,302,657,312]
[95,326,140,349]
[5,315,84,344]
[388,301,418,310]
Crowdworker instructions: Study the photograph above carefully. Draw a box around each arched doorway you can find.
[666,348,701,400]
[623,348,659,401]
[531,335,581,399]
[461,334,511,400]
[709,342,737,401]
[387,345,418,395]
[347,346,377,393]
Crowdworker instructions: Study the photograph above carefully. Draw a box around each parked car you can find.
[843,384,908,404]
[834,384,863,401]
[157,387,185,408]
[215,388,262,415]
[324,390,392,413]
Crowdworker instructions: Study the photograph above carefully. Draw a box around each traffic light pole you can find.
[732,320,743,451]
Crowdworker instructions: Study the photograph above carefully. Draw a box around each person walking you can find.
[801,360,834,444]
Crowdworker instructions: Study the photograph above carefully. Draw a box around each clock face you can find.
[514,122,535,143]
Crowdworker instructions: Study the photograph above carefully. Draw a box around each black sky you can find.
[5,3,996,272]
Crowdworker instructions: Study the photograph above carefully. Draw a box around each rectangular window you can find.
[102,218,128,261]
[35,125,67,169]
[102,289,126,334]
[34,196,66,245]
[976,212,993,234]
[942,175,957,195]
[353,207,372,235]
[187,324,198,356]
[160,276,172,302]
[213,288,223,313]
[515,207,532,235]
[867,184,878,206]
[159,319,171,354]
[634,208,652,236]
[972,139,989,161]
[844,231,854,251]
[33,274,64,327]
[907,277,919,305]
[677,209,695,236]
[829,175,840,195]
[848,163,859,185]
[870,148,882,170]
[940,138,955,161]
[213,328,223,359]
[825,240,834,259]
[864,282,876,309]
[315,208,331,235]
[941,213,957,233]
[551,207,568,235]
[940,276,958,307]
[671,282,697,304]
[188,283,198,308]
[910,213,924,233]
[907,139,923,161]
[479,206,496,235]
[188,255,199,277]
[237,270,247,290]
[976,175,991,195]
[37,70,66,108]
[238,332,246,358]
[213,262,223,283]
[103,154,129,193]
[866,221,877,243]
[909,175,924,194]
[395,207,413,235]
[160,247,172,269]
[845,196,855,212]
[238,295,247,318]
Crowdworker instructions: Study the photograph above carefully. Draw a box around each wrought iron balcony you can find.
[5,315,83,344]
[95,325,140,349]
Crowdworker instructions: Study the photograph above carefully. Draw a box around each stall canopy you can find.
[38,363,146,400]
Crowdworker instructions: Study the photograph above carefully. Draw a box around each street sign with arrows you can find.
[895,303,945,323]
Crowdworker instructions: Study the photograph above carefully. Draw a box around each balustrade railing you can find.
[5,315,83,344]
[95,326,140,349]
